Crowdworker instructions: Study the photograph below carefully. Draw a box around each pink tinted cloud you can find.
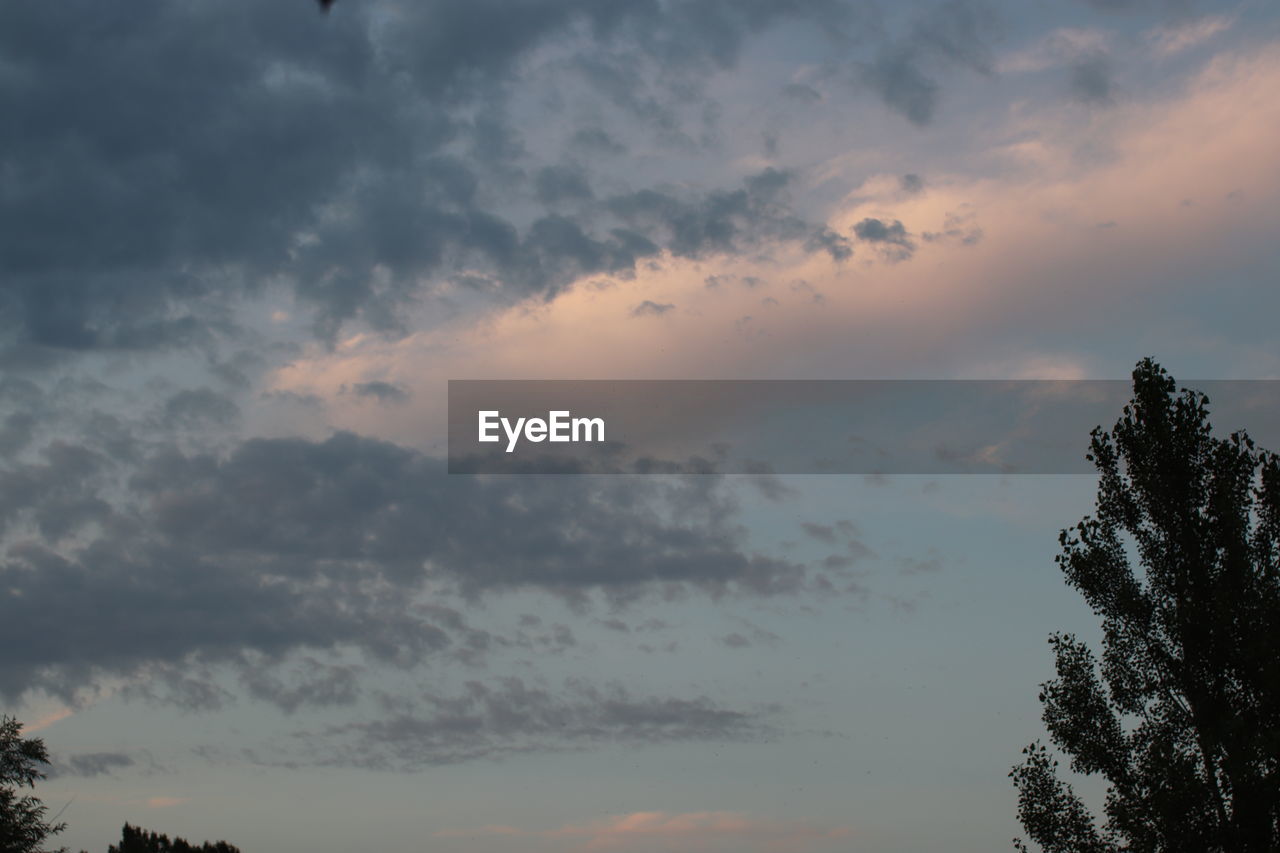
[23,707,74,733]
[267,39,1280,442]
[439,811,852,853]
[145,797,189,809]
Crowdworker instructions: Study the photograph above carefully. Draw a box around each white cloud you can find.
[1146,15,1234,58]
[998,28,1112,74]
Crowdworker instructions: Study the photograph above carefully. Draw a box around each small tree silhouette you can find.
[1011,359,1280,851]
[0,716,66,853]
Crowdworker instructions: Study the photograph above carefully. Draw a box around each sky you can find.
[1,0,1278,851]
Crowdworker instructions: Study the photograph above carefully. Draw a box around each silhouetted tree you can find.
[1011,359,1280,852]
[0,716,66,853]
[107,824,238,853]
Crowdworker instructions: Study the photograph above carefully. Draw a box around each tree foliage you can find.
[1012,359,1280,852]
[0,716,66,853]
[107,824,238,853]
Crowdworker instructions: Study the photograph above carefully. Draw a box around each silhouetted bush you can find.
[107,824,238,853]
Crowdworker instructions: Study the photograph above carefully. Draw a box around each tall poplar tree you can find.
[1012,359,1280,852]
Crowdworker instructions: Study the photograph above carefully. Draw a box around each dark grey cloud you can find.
[704,274,766,289]
[0,0,866,358]
[0,442,113,542]
[782,82,824,103]
[605,168,811,260]
[800,522,839,544]
[534,166,595,206]
[239,657,364,715]
[123,665,239,713]
[51,752,137,779]
[0,413,36,459]
[507,215,660,295]
[347,381,410,404]
[1,0,394,350]
[1072,0,1175,9]
[921,208,983,246]
[0,431,811,703]
[859,49,940,125]
[127,434,806,595]
[856,0,997,125]
[162,389,241,429]
[800,519,876,568]
[805,227,854,261]
[853,217,916,261]
[911,0,997,73]
[898,553,943,575]
[631,300,676,317]
[1068,53,1114,103]
[274,677,776,769]
[900,173,925,193]
[568,127,628,156]
[614,0,853,74]
[565,0,855,145]
[854,218,909,243]
[741,461,795,502]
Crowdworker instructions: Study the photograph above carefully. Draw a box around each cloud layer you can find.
[0,430,810,704]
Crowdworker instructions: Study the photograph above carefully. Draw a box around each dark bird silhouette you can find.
[317,0,335,12]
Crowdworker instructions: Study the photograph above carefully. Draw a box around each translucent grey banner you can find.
[447,380,1280,474]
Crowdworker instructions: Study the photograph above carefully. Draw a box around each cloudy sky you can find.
[2,0,1278,850]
